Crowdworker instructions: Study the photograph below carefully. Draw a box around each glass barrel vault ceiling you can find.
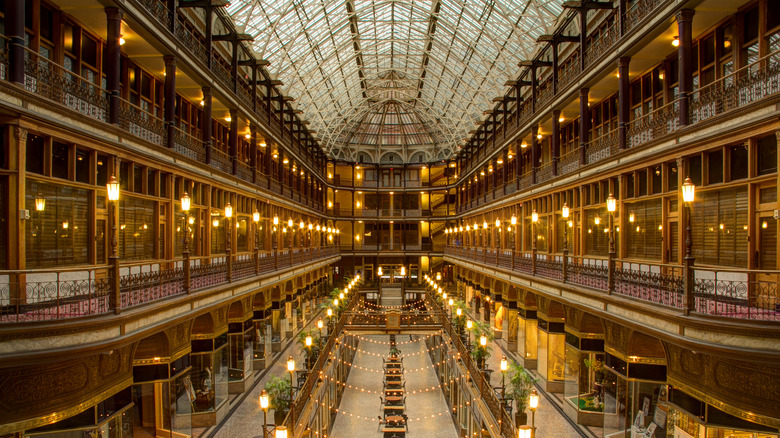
[225,0,565,163]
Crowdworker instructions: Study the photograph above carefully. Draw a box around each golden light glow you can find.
[682,176,695,203]
[672,36,680,47]
[259,390,269,409]
[224,203,233,218]
[34,194,45,212]
[106,175,121,201]
[531,210,538,223]
[606,194,616,213]
[561,203,569,219]
[287,356,295,372]
[181,192,191,212]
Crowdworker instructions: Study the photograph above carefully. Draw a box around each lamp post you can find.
[287,356,295,412]
[107,175,121,313]
[259,390,269,438]
[682,177,696,314]
[326,307,333,335]
[304,335,313,370]
[518,425,532,438]
[500,355,508,402]
[606,194,617,293]
[181,192,192,292]
[466,319,473,349]
[275,426,287,438]
[511,212,518,268]
[317,318,324,340]
[479,334,487,370]
[225,202,233,281]
[561,203,570,283]
[253,208,261,273]
[272,215,279,269]
[529,389,539,438]
[531,209,538,274]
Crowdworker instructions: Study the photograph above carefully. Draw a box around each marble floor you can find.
[330,335,459,437]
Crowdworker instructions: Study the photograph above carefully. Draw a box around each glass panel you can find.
[26,180,90,267]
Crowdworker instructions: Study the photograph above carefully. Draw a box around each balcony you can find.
[444,246,780,322]
[0,246,339,323]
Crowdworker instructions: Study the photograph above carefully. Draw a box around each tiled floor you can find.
[330,335,459,438]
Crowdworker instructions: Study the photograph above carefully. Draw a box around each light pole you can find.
[500,355,508,402]
[682,177,696,314]
[287,356,295,410]
[518,425,532,438]
[107,175,121,313]
[326,307,333,335]
[606,194,617,293]
[466,319,473,350]
[259,390,269,438]
[304,334,313,370]
[317,318,323,340]
[275,426,287,438]
[531,209,538,274]
[253,208,261,272]
[561,203,570,283]
[181,192,191,292]
[272,215,279,269]
[529,389,539,438]
[225,202,233,281]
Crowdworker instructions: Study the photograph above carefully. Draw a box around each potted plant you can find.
[389,346,401,357]
[297,330,323,370]
[470,343,492,370]
[506,361,535,425]
[584,358,605,384]
[264,375,292,425]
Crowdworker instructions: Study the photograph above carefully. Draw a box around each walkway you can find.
[330,335,459,437]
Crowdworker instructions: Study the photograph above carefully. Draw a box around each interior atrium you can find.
[0,0,778,437]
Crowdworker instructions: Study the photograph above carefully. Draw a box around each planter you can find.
[515,412,528,426]
[274,409,288,426]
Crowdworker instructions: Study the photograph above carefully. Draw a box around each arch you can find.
[627,331,667,359]
[409,151,428,163]
[253,291,267,309]
[380,152,403,164]
[580,312,605,334]
[285,280,294,292]
[134,332,170,360]
[271,286,281,301]
[356,151,374,163]
[191,313,215,335]
[228,300,244,319]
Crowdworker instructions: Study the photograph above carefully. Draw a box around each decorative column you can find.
[677,10,695,126]
[228,108,238,175]
[250,124,258,183]
[531,124,539,184]
[618,57,630,150]
[551,109,561,176]
[578,88,589,165]
[202,86,213,164]
[164,56,177,149]
[6,0,25,84]
[105,8,123,124]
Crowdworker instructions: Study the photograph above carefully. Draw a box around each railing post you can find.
[109,201,121,314]
[183,252,191,293]
[676,10,695,127]
[683,201,695,315]
[164,56,177,149]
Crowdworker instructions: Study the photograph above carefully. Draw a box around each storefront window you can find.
[191,336,228,414]
[119,196,155,260]
[228,321,253,382]
[565,344,606,414]
[132,365,192,438]
[25,180,90,268]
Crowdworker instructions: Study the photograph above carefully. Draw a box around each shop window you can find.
[667,161,679,192]
[707,150,723,184]
[728,144,748,180]
[211,216,226,253]
[759,219,777,270]
[147,169,157,197]
[691,186,749,267]
[133,165,144,194]
[0,177,6,269]
[689,155,702,186]
[757,133,777,175]
[96,155,108,187]
[638,170,647,196]
[651,166,662,194]
[236,217,248,251]
[626,199,662,260]
[584,207,608,256]
[51,142,70,180]
[25,180,90,267]
[26,135,45,175]
[119,161,129,190]
[119,196,156,260]
[75,148,90,184]
[759,187,777,204]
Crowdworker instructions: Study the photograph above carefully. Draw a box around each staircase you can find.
[381,286,403,307]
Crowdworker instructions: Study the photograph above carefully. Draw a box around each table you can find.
[385,396,403,406]
[385,388,404,397]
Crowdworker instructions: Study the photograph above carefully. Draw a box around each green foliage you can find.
[468,320,495,342]
[297,329,323,362]
[389,346,401,357]
[264,375,292,413]
[506,361,535,411]
[470,343,492,368]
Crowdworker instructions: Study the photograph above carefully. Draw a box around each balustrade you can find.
[0,247,338,323]
[444,246,779,321]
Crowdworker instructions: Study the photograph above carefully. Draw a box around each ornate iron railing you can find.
[586,129,618,164]
[444,246,780,321]
[22,47,108,122]
[627,100,680,149]
[117,98,166,146]
[173,127,206,161]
